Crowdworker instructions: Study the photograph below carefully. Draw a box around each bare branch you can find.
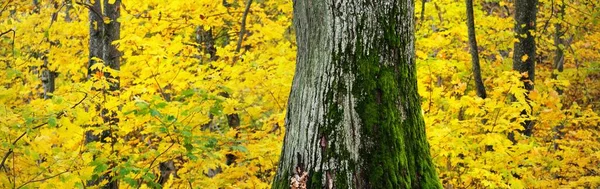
[16,170,70,189]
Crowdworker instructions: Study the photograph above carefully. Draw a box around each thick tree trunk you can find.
[512,0,537,137]
[272,0,441,188]
[87,0,121,84]
[512,0,538,91]
[466,0,487,99]
[85,0,121,188]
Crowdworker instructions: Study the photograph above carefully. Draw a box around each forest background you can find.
[0,0,599,188]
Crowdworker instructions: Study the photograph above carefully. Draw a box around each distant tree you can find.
[272,0,441,188]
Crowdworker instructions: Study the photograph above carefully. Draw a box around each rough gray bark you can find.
[466,0,487,99]
[272,0,441,188]
[85,0,121,188]
[512,0,538,137]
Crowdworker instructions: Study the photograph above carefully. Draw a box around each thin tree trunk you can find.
[85,0,121,188]
[512,0,538,137]
[466,0,487,99]
[235,0,253,53]
[272,0,441,188]
[552,0,565,81]
[421,0,426,22]
[551,0,565,150]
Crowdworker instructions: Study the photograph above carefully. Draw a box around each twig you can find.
[16,162,70,189]
[0,92,88,171]
[0,0,12,16]
[235,0,253,53]
[0,29,13,38]
[541,0,555,33]
[0,29,15,63]
[75,1,103,19]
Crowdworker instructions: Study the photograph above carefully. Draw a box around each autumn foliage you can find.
[0,0,598,188]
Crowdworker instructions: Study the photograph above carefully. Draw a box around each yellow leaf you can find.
[79,166,96,180]
[521,54,529,62]
[103,16,111,24]
[509,179,525,189]
[222,98,238,115]
[416,50,427,59]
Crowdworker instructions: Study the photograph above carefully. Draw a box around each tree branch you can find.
[235,0,253,53]
[75,1,103,19]
[0,29,15,61]
[0,29,13,38]
[0,0,13,16]
[16,170,70,189]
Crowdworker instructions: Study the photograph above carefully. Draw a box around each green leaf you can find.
[92,162,109,174]
[166,115,176,122]
[155,102,168,109]
[184,143,193,151]
[205,138,218,148]
[48,116,57,127]
[159,126,168,133]
[142,172,156,182]
[123,177,138,187]
[150,109,161,117]
[181,89,195,97]
[135,102,149,109]
[232,145,248,153]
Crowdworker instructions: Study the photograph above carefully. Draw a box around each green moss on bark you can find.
[351,45,411,189]
[273,0,442,188]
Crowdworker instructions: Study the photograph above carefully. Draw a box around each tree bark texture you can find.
[85,0,121,188]
[512,0,538,137]
[87,0,121,88]
[512,0,538,91]
[466,0,487,99]
[272,0,441,188]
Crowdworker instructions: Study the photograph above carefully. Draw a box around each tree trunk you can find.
[552,0,565,81]
[272,1,441,188]
[87,0,121,85]
[466,0,487,99]
[551,0,566,150]
[512,0,538,92]
[512,0,537,137]
[85,0,121,188]
[40,58,56,99]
